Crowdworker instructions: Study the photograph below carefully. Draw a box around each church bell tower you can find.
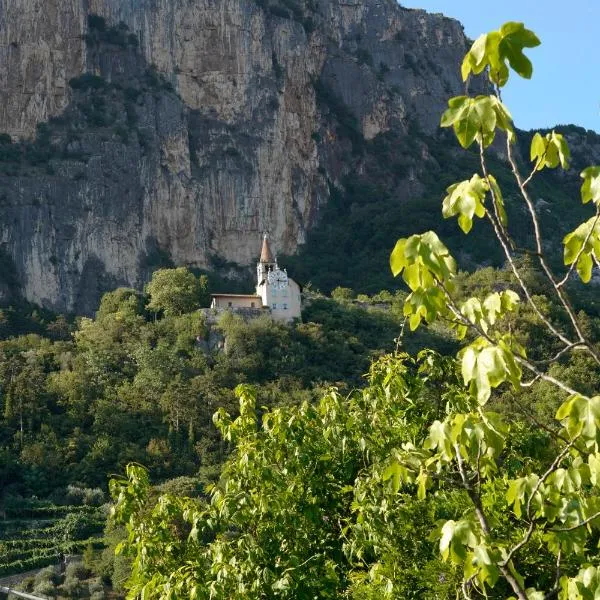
[257,233,276,284]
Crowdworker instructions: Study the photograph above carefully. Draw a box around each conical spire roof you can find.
[260,233,275,263]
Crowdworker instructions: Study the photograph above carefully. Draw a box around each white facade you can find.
[256,274,301,322]
[255,234,301,322]
[210,235,302,322]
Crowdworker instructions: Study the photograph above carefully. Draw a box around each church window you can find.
[228,301,232,307]
[283,303,288,310]
[272,303,277,309]
[251,302,255,308]
[282,289,288,297]
[272,289,277,297]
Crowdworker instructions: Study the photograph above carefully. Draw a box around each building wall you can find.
[257,278,301,322]
[211,296,262,310]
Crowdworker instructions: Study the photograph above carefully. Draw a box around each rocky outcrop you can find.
[0,0,475,312]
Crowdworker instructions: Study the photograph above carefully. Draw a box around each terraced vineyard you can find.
[0,502,106,577]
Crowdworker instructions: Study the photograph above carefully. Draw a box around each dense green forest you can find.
[100,21,600,600]
[3,259,599,597]
[0,266,456,594]
[0,273,414,499]
[4,14,600,600]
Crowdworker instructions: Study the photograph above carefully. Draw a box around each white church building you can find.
[210,235,302,322]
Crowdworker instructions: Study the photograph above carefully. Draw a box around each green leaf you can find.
[453,97,485,149]
[382,461,404,493]
[462,21,540,87]
[426,419,453,459]
[498,22,540,79]
[460,337,522,404]
[530,131,570,171]
[563,217,600,283]
[416,469,429,500]
[440,95,514,149]
[506,474,540,519]
[391,232,457,329]
[442,175,488,233]
[581,166,600,205]
[389,238,407,277]
[556,395,600,443]
[438,519,479,564]
[577,252,593,283]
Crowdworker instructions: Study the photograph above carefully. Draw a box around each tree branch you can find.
[557,208,600,289]
[503,132,600,366]
[454,444,528,600]
[478,143,576,350]
[552,510,600,532]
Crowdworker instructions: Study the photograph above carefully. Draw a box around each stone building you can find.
[210,235,301,322]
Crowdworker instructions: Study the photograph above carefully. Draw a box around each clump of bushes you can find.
[86,14,139,48]
[65,485,105,507]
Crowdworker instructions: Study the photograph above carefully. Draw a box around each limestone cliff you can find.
[0,0,476,312]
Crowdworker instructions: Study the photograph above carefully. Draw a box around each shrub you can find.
[65,560,89,580]
[33,579,56,596]
[88,577,104,595]
[59,512,103,541]
[66,484,105,506]
[61,574,85,597]
[34,565,60,585]
[331,286,355,302]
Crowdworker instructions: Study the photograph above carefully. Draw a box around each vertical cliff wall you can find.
[0,0,474,312]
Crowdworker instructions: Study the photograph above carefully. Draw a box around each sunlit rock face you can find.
[0,0,474,313]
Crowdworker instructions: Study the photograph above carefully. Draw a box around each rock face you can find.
[0,0,475,313]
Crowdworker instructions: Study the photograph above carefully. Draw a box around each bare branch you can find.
[501,440,576,570]
[503,133,600,366]
[521,164,539,189]
[520,375,541,387]
[454,444,528,600]
[514,356,582,398]
[436,279,586,399]
[552,510,600,532]
[478,143,576,350]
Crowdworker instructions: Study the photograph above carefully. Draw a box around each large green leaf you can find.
[442,175,488,233]
[556,395,600,443]
[530,131,570,171]
[461,21,540,87]
[438,519,479,564]
[581,166,600,205]
[460,337,522,404]
[563,217,600,283]
[440,95,514,149]
[390,232,456,329]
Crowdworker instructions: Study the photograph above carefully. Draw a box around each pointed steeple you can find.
[260,233,275,264]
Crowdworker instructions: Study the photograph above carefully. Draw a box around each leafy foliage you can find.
[461,21,540,86]
[109,19,600,600]
[145,267,210,316]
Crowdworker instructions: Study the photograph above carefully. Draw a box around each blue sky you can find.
[400,1,600,132]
